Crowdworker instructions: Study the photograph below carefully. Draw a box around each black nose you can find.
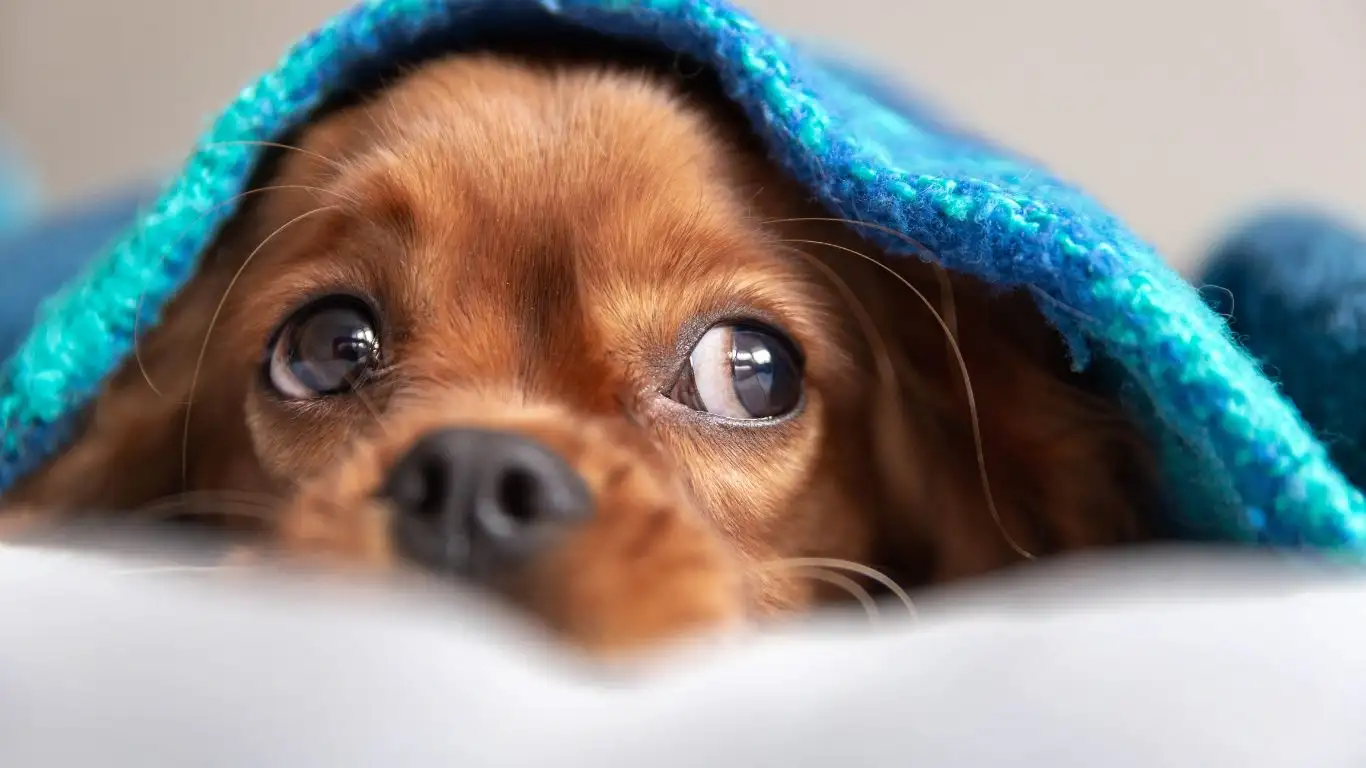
[381,428,593,579]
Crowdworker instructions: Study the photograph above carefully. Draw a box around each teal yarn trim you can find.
[1,0,1363,555]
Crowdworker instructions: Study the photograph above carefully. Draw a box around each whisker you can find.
[792,566,881,622]
[341,361,408,438]
[139,488,289,506]
[347,381,391,438]
[763,216,1100,327]
[781,236,1036,562]
[762,216,936,257]
[181,205,340,493]
[759,557,917,619]
[774,241,922,506]
[200,139,347,175]
[773,243,901,410]
[933,264,960,348]
[134,183,359,400]
[132,493,281,524]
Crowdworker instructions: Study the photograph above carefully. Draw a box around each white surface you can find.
[2,543,1365,767]
[3,1,1366,272]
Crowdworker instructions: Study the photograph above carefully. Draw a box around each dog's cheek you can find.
[243,395,360,482]
[657,393,826,557]
[272,433,400,568]
[244,397,291,480]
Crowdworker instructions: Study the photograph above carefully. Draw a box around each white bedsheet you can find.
[2,542,1364,767]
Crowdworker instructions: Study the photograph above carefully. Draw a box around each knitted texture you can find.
[1,0,1364,553]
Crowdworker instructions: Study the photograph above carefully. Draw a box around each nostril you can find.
[494,466,542,525]
[383,447,454,524]
[472,448,591,546]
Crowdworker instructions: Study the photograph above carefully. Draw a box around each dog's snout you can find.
[382,427,593,578]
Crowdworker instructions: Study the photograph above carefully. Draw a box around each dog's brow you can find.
[355,172,421,241]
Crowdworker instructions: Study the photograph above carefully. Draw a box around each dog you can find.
[1,48,1159,655]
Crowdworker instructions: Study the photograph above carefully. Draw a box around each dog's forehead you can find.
[347,62,740,234]
[240,57,824,387]
[321,62,780,285]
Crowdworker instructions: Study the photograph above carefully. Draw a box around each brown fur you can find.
[1,53,1156,654]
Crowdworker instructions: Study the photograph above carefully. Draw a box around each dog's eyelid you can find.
[673,307,803,361]
[273,289,383,326]
[266,289,394,357]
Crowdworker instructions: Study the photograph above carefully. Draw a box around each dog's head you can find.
[7,54,1156,654]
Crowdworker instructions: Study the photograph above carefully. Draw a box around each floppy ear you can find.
[1,99,388,514]
[1,239,250,512]
[789,219,1160,583]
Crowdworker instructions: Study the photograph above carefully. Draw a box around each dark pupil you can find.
[730,328,800,418]
[289,307,377,393]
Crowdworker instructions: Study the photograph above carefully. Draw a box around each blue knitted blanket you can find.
[2,0,1364,556]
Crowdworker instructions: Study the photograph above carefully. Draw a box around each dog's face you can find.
[5,55,1156,654]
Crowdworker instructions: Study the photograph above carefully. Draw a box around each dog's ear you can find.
[792,222,1159,583]
[2,238,249,511]
[2,102,382,513]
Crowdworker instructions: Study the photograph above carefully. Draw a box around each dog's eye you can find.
[672,323,803,419]
[266,297,381,399]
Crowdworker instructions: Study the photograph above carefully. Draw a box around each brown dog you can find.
[2,51,1158,654]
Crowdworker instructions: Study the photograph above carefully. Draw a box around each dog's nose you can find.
[381,427,593,578]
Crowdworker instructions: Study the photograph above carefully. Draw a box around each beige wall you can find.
[4,1,1365,272]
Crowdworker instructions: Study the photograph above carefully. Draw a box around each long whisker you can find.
[767,221,1119,427]
[774,241,921,506]
[137,488,289,508]
[780,236,1036,563]
[134,183,359,399]
[774,242,902,411]
[793,566,881,622]
[933,265,961,350]
[181,205,340,493]
[769,215,966,360]
[132,492,283,524]
[763,215,1100,327]
[759,557,917,619]
[199,139,347,174]
[762,216,937,256]
[346,378,391,438]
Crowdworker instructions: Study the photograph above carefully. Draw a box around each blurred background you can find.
[2,0,1364,272]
